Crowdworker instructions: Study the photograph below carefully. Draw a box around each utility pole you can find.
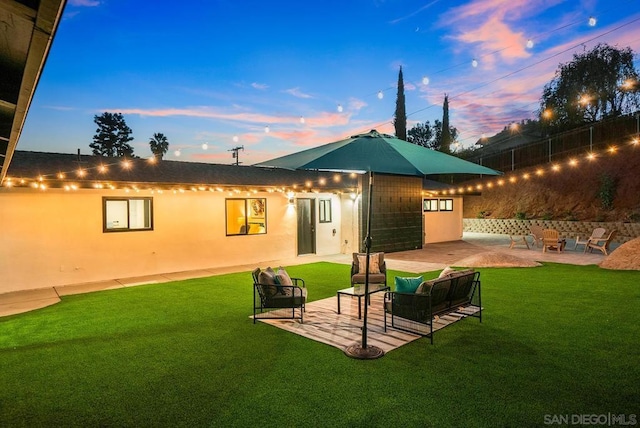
[229,146,244,165]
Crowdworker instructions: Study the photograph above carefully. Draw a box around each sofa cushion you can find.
[415,279,435,294]
[357,253,381,274]
[438,266,456,278]
[394,276,423,293]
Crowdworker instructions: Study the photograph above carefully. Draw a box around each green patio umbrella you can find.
[257,130,501,358]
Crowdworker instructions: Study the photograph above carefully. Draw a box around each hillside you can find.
[462,142,640,222]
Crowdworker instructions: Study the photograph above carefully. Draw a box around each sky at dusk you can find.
[19,0,640,165]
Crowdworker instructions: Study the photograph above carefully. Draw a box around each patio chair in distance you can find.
[586,230,617,256]
[529,225,545,248]
[574,227,606,252]
[542,229,565,253]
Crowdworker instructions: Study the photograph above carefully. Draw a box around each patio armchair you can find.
[252,267,307,323]
[574,227,606,252]
[351,252,387,288]
[586,230,617,256]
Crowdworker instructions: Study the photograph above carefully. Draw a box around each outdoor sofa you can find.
[383,269,482,344]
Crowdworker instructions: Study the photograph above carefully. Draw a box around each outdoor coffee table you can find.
[336,283,390,319]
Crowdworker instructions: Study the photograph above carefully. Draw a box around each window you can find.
[226,198,267,235]
[439,199,453,211]
[103,197,153,232]
[319,199,332,223]
[423,199,438,212]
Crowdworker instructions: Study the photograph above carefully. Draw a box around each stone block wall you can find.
[463,218,640,244]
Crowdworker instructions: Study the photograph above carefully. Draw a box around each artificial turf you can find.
[1,262,638,427]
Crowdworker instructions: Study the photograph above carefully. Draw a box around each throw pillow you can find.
[438,266,456,278]
[357,253,380,274]
[394,276,423,293]
[276,267,294,296]
[258,269,277,297]
[276,267,293,285]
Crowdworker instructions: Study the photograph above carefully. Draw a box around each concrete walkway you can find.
[0,232,608,318]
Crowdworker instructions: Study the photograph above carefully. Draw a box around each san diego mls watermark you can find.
[544,413,637,426]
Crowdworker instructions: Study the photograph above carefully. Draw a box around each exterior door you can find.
[297,198,316,255]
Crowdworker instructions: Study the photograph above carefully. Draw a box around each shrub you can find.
[515,211,526,220]
[598,173,617,211]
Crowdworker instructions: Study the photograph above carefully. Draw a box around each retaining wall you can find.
[463,219,640,244]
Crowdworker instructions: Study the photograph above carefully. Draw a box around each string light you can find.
[337,104,343,113]
[589,16,597,26]
[422,76,430,85]
[202,143,208,150]
[377,91,384,99]
[526,39,534,49]
[471,59,478,68]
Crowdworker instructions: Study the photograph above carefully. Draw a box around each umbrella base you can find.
[344,344,384,359]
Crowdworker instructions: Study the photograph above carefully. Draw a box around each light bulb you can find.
[526,39,534,49]
[300,116,305,124]
[264,125,270,133]
[174,149,181,157]
[588,16,596,27]
[472,59,478,68]
[422,76,430,85]
[202,143,208,150]
[377,91,384,99]
[337,104,343,112]
[233,135,239,143]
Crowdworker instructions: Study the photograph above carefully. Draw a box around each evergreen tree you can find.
[149,133,169,160]
[441,95,452,153]
[89,112,134,157]
[393,66,407,141]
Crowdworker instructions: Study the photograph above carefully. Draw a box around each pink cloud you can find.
[455,16,529,62]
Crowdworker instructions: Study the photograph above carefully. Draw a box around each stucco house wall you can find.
[0,187,342,293]
[423,195,464,244]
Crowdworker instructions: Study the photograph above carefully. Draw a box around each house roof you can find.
[0,0,66,184]
[5,151,457,194]
[5,150,361,193]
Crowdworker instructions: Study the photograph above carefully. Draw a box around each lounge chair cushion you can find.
[276,267,294,296]
[356,253,381,274]
[258,268,278,297]
[276,267,293,285]
[394,276,423,293]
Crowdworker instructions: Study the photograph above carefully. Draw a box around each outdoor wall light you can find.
[288,197,295,205]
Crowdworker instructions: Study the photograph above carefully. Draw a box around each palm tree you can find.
[149,133,169,160]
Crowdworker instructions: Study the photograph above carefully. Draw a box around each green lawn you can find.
[1,262,638,427]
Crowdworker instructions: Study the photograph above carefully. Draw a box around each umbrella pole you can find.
[344,171,384,359]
